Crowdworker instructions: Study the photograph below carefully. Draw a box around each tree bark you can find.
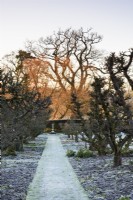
[114,149,122,167]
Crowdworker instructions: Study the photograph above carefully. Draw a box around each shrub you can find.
[45,128,52,133]
[118,196,130,200]
[122,149,133,157]
[76,148,94,158]
[66,150,76,157]
[4,146,17,156]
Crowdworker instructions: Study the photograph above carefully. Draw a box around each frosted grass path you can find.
[26,134,89,200]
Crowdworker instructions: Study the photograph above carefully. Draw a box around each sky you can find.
[0,0,133,58]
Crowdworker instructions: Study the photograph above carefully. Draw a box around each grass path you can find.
[26,134,89,200]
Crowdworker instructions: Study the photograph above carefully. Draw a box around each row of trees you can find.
[63,50,133,167]
[1,51,51,153]
[1,28,133,166]
[87,51,133,166]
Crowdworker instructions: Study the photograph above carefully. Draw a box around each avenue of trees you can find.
[1,28,133,166]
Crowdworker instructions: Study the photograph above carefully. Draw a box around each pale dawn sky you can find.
[0,0,133,58]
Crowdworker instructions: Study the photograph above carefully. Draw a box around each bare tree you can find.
[115,49,133,90]
[26,28,102,118]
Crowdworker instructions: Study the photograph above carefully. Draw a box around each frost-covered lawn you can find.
[60,134,133,200]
